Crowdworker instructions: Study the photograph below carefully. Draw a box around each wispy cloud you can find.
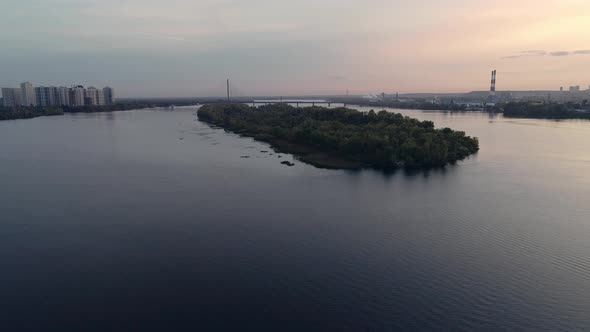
[521,50,547,56]
[503,49,590,59]
[501,55,523,59]
[549,51,569,56]
[502,50,546,59]
[327,75,346,81]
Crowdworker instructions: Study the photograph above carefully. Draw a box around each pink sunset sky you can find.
[1,0,589,97]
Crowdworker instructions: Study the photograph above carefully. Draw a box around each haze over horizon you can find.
[1,0,589,98]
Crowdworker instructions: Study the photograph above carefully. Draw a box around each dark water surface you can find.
[1,107,589,331]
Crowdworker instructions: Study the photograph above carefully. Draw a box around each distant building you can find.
[35,86,59,106]
[35,87,46,106]
[70,86,85,106]
[20,82,36,106]
[569,86,580,92]
[85,87,98,105]
[560,87,564,92]
[96,89,105,105]
[3,82,114,108]
[57,87,70,106]
[103,87,114,105]
[1,88,22,107]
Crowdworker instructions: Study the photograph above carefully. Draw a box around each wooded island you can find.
[198,103,479,169]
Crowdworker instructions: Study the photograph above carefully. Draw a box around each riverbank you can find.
[0,103,182,121]
[0,107,64,121]
[337,98,473,112]
[242,133,363,169]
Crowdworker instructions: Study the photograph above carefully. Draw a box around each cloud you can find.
[502,49,590,59]
[521,50,546,55]
[327,75,346,80]
[502,50,546,58]
[549,51,569,56]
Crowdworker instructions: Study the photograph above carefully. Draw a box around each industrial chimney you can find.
[490,70,497,97]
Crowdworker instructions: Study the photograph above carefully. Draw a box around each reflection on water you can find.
[0,106,589,331]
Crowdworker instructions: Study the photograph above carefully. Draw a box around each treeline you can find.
[0,102,177,121]
[332,98,471,111]
[503,101,590,119]
[198,103,479,169]
[0,107,63,121]
[61,103,158,113]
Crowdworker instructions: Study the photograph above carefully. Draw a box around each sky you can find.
[1,0,589,97]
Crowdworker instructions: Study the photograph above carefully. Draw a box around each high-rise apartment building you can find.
[70,86,85,106]
[85,87,98,106]
[35,87,46,106]
[57,87,70,106]
[1,88,22,107]
[20,82,36,106]
[96,89,105,105]
[103,87,114,105]
[35,87,59,106]
[3,83,113,108]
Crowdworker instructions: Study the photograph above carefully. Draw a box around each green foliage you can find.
[198,103,479,169]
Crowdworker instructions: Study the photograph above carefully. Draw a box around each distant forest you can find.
[503,101,590,119]
[0,107,63,121]
[0,97,237,121]
[335,98,472,111]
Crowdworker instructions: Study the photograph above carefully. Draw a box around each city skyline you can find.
[1,82,114,107]
[1,0,590,97]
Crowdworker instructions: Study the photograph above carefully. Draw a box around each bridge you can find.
[251,100,344,107]
[219,79,348,107]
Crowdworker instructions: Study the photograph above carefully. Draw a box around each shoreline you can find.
[0,104,183,122]
[227,130,467,171]
[240,131,364,169]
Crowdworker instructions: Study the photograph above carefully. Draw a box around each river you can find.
[1,106,589,331]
